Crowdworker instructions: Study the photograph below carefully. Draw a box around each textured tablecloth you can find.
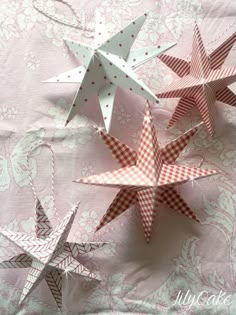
[0,0,236,314]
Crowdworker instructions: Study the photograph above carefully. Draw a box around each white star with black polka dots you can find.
[44,12,175,132]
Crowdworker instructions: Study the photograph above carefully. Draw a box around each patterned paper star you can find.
[45,12,175,131]
[0,200,107,311]
[75,103,217,242]
[156,25,236,136]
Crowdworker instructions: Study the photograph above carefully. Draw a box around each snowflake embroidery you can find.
[81,164,95,177]
[114,105,131,125]
[79,210,99,233]
[0,107,17,120]
[24,51,40,70]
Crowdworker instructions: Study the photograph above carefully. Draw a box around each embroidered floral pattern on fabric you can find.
[0,107,17,120]
[0,0,236,314]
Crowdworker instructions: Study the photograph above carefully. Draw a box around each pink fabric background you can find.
[0,0,236,314]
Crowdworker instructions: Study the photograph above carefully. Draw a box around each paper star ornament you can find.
[157,25,236,136]
[75,103,217,242]
[0,200,107,310]
[45,12,175,131]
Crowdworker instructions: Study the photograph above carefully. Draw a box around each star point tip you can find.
[91,271,102,281]
[153,94,159,101]
[65,118,70,127]
[72,202,80,212]
[94,276,101,282]
[95,125,106,134]
[62,268,72,279]
[95,225,101,232]
[167,120,174,128]
[165,42,177,50]
[92,124,99,130]
[19,294,26,306]
[0,230,7,237]
[63,36,73,43]
[193,23,200,32]
[196,121,204,128]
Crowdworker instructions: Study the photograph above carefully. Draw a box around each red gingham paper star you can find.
[0,200,107,311]
[75,103,218,242]
[156,25,236,136]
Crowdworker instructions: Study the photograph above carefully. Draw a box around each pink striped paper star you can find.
[75,103,218,242]
[0,200,107,311]
[157,25,236,136]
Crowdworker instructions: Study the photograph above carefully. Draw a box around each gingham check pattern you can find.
[96,189,137,231]
[137,186,200,242]
[138,188,158,241]
[157,24,236,136]
[158,164,215,186]
[0,200,107,310]
[137,106,163,183]
[160,187,200,222]
[78,103,217,242]
[95,126,137,167]
[161,122,201,163]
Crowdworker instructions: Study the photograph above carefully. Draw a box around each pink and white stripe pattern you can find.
[157,25,236,136]
[158,54,190,77]
[0,201,107,310]
[210,32,236,70]
[77,103,217,242]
